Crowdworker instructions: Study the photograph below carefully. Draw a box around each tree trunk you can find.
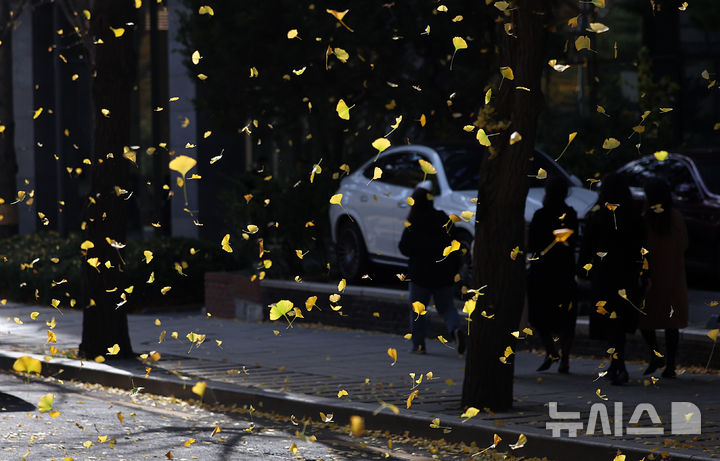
[0,1,19,237]
[79,0,136,359]
[462,0,551,411]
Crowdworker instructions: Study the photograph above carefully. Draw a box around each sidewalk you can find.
[1,302,719,461]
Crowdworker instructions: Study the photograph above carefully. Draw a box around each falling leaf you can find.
[418,159,437,176]
[329,193,343,205]
[198,5,214,15]
[442,240,461,257]
[575,36,591,51]
[326,9,354,32]
[338,279,347,292]
[191,50,201,65]
[337,389,349,398]
[653,150,669,161]
[107,344,120,355]
[287,29,299,39]
[485,89,492,104]
[476,129,491,146]
[192,381,207,398]
[602,138,620,150]
[588,23,609,33]
[336,99,352,120]
[221,234,232,253]
[37,393,54,413]
[169,155,197,177]
[183,438,195,447]
[372,138,391,154]
[450,37,467,70]
[406,390,418,408]
[33,107,43,119]
[333,47,349,63]
[269,300,293,321]
[461,407,479,420]
[509,434,527,450]
[109,27,125,38]
[500,66,514,81]
[509,131,522,145]
[387,348,397,365]
[350,415,364,436]
[708,329,719,342]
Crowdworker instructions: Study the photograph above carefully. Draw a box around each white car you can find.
[329,143,598,280]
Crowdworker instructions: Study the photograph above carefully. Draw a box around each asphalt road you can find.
[0,370,490,461]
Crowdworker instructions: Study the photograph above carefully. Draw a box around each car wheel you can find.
[336,221,367,281]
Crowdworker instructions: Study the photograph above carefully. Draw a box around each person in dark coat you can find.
[579,173,646,385]
[527,177,578,373]
[399,185,463,355]
[639,177,688,378]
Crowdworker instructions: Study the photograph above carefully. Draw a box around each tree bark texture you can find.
[0,1,19,237]
[462,0,551,411]
[79,0,136,359]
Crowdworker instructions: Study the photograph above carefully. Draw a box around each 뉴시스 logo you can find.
[546,401,701,437]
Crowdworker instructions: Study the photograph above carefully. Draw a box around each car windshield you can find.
[692,157,720,195]
[433,145,569,191]
[434,145,484,191]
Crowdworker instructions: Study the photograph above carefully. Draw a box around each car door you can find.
[360,150,432,260]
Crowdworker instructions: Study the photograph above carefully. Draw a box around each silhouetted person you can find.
[579,173,645,385]
[399,185,464,355]
[639,177,688,378]
[528,177,578,373]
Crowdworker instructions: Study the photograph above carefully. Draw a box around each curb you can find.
[0,349,711,461]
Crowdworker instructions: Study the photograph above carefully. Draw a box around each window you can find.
[363,152,438,191]
[620,158,701,201]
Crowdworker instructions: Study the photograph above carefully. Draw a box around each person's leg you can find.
[409,282,432,352]
[432,285,460,332]
[432,285,465,354]
[663,328,679,377]
[640,329,665,375]
[558,306,576,373]
[608,322,628,385]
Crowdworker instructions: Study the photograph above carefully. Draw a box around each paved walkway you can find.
[1,302,719,460]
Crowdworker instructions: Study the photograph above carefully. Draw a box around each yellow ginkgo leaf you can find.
[452,36,467,51]
[476,129,491,146]
[461,407,479,420]
[708,329,719,342]
[192,381,207,398]
[333,47,349,63]
[338,279,347,292]
[371,167,382,181]
[602,138,620,150]
[13,356,42,374]
[653,150,669,162]
[509,434,527,450]
[462,298,476,316]
[337,389,349,398]
[47,330,57,343]
[198,5,214,15]
[387,348,397,365]
[107,344,120,355]
[500,66,514,81]
[442,240,461,257]
[109,27,125,38]
[82,9,91,20]
[287,29,299,39]
[509,131,522,145]
[80,240,94,250]
[326,9,353,32]
[169,155,197,177]
[191,50,201,65]
[143,250,153,264]
[372,138,391,154]
[588,22,609,33]
[406,390,418,409]
[336,99,351,120]
[305,296,317,311]
[350,415,364,436]
[329,193,343,205]
[575,36,591,51]
[270,300,293,321]
[38,393,54,413]
[412,301,426,316]
[418,159,437,176]
[485,88,492,104]
[221,234,232,253]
